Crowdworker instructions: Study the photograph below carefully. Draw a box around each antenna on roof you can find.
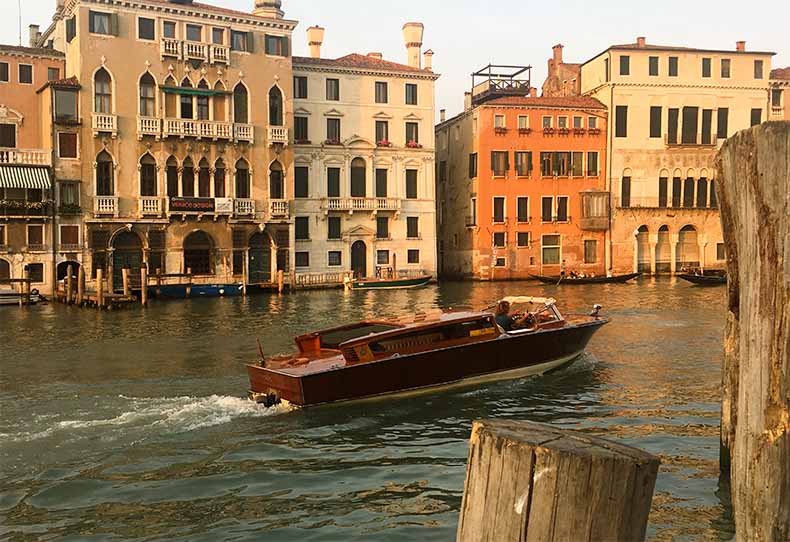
[18,0,22,46]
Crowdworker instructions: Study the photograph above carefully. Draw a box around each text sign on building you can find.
[169,197,215,213]
[215,198,233,214]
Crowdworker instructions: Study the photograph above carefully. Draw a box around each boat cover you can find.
[501,296,556,306]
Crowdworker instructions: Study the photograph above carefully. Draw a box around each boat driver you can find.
[495,301,536,332]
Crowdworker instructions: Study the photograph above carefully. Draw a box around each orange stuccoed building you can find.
[436,65,609,280]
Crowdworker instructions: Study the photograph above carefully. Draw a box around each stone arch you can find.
[138,71,157,117]
[350,157,366,198]
[198,157,211,197]
[92,66,113,114]
[268,85,284,126]
[248,230,273,283]
[676,225,700,271]
[56,260,81,281]
[233,82,249,124]
[213,80,227,121]
[0,257,11,280]
[166,155,179,197]
[656,225,672,274]
[182,156,195,197]
[636,225,650,273]
[214,158,226,198]
[268,159,283,200]
[96,149,115,196]
[111,229,145,290]
[183,230,214,275]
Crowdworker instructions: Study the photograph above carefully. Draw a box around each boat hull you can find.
[248,318,606,407]
[350,275,432,290]
[0,293,41,306]
[151,283,244,299]
[677,273,727,285]
[529,273,640,284]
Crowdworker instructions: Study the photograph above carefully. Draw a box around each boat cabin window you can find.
[319,324,401,349]
[368,318,497,354]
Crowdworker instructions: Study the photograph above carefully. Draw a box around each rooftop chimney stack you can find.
[552,44,564,64]
[367,52,383,60]
[423,49,434,72]
[402,22,424,69]
[464,91,472,111]
[252,0,283,19]
[529,87,537,98]
[440,109,446,122]
[306,26,325,59]
[736,40,746,52]
[636,36,646,48]
[29,25,40,48]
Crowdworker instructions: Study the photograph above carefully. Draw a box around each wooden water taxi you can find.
[247,297,608,407]
[529,272,640,285]
[344,273,432,290]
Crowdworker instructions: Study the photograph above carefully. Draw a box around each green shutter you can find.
[66,17,76,42]
[88,11,95,33]
[110,13,119,37]
[282,36,290,57]
[246,32,255,53]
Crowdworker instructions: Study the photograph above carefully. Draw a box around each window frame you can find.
[721,58,731,78]
[18,64,33,85]
[59,181,80,207]
[619,55,630,76]
[295,216,310,241]
[26,224,45,249]
[754,59,764,80]
[186,24,203,43]
[0,123,17,148]
[407,249,420,265]
[89,10,113,37]
[327,250,342,267]
[492,196,506,224]
[295,251,310,268]
[0,61,8,83]
[492,231,506,248]
[326,78,340,101]
[327,216,342,240]
[517,232,531,248]
[375,81,389,104]
[584,239,598,264]
[405,83,418,105]
[265,34,288,57]
[668,56,679,77]
[541,234,562,265]
[57,132,79,159]
[406,216,419,239]
[294,75,308,99]
[516,196,529,223]
[294,116,309,142]
[377,249,390,265]
[648,56,659,76]
[59,224,81,249]
[47,67,60,81]
[702,57,711,78]
[137,16,156,41]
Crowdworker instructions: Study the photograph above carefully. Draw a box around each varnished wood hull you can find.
[529,273,640,284]
[350,275,432,290]
[247,318,607,407]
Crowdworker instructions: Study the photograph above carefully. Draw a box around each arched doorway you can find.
[57,261,81,281]
[184,231,213,275]
[112,231,143,291]
[0,258,10,281]
[677,225,700,271]
[636,226,650,273]
[655,226,671,274]
[248,231,272,284]
[351,240,366,279]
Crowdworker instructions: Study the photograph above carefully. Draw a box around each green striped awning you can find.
[0,166,52,189]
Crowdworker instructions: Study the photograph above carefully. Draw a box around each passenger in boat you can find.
[494,301,514,331]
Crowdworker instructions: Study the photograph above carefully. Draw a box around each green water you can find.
[0,279,731,541]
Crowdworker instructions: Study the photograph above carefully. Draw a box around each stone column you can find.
[670,233,679,274]
[632,232,639,274]
[648,234,658,276]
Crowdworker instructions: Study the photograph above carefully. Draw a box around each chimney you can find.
[423,49,434,72]
[529,87,537,98]
[306,26,325,59]
[636,36,646,48]
[464,91,472,111]
[367,52,383,60]
[29,24,40,48]
[252,0,283,19]
[402,22,424,69]
[736,40,746,52]
[440,109,446,122]
[552,44,564,64]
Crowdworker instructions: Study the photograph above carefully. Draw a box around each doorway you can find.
[112,231,143,291]
[248,231,272,284]
[351,240,367,279]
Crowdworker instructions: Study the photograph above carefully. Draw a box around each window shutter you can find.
[246,32,255,53]
[282,36,290,57]
[66,17,76,42]
[505,152,510,171]
[490,151,496,172]
[110,13,119,36]
[88,11,95,33]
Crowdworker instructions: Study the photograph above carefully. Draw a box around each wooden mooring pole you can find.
[122,268,130,297]
[716,121,790,541]
[457,420,659,542]
[96,268,104,309]
[140,267,148,307]
[76,266,84,306]
[66,264,73,304]
[277,270,284,294]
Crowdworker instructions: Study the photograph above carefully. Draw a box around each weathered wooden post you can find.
[96,268,104,309]
[140,267,148,307]
[242,251,249,296]
[122,268,130,297]
[23,269,30,305]
[76,266,85,306]
[277,269,284,294]
[716,121,790,540]
[66,264,73,304]
[457,420,660,542]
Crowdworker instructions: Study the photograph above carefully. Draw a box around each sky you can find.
[3,0,788,118]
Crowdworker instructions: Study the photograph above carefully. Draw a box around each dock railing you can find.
[293,271,354,288]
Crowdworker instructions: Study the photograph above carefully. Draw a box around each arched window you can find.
[166,156,179,197]
[139,73,156,117]
[709,180,718,209]
[164,75,177,117]
[269,161,283,200]
[351,157,366,198]
[182,157,195,197]
[198,158,211,198]
[197,79,210,121]
[696,178,708,208]
[236,159,250,199]
[213,81,226,122]
[268,86,283,126]
[184,230,214,275]
[214,159,226,198]
[233,84,248,124]
[180,78,194,120]
[94,68,112,113]
[140,154,157,196]
[96,151,114,195]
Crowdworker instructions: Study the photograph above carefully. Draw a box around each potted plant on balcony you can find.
[324,139,342,146]
[58,203,82,215]
[406,140,423,149]
[295,139,312,145]
[377,140,392,147]
[494,126,508,135]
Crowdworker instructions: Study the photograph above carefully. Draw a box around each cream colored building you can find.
[770,67,790,120]
[36,0,297,289]
[581,37,774,274]
[289,24,439,278]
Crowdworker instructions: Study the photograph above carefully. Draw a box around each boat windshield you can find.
[319,324,402,349]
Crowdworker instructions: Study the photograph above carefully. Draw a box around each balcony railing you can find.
[234,198,255,216]
[138,196,163,217]
[59,243,82,252]
[160,38,229,65]
[0,148,51,166]
[210,44,230,64]
[161,38,181,58]
[25,244,48,252]
[94,196,118,217]
[322,197,402,212]
[269,200,289,218]
[92,113,118,137]
[664,133,717,147]
[137,117,161,139]
[162,119,233,140]
[234,124,254,143]
[613,197,718,210]
[0,201,52,216]
[184,41,209,62]
[267,126,288,146]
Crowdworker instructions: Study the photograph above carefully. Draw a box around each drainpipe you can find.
[607,55,614,273]
[50,89,58,296]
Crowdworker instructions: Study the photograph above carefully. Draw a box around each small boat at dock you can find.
[147,273,243,299]
[247,296,608,408]
[677,272,727,286]
[0,289,42,306]
[344,273,432,290]
[529,272,640,285]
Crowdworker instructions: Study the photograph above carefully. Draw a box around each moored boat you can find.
[529,272,640,285]
[677,273,727,285]
[344,274,432,290]
[0,289,42,306]
[247,296,608,408]
[150,282,244,299]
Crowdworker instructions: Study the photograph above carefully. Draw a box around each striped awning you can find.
[0,166,52,189]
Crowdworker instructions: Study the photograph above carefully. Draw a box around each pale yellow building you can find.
[289,24,439,278]
[580,37,774,274]
[770,67,790,120]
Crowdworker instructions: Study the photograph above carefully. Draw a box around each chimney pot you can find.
[440,109,446,122]
[423,49,434,72]
[402,22,424,69]
[736,40,746,52]
[306,26,325,59]
[464,91,472,111]
[28,24,40,48]
[529,87,537,98]
[636,36,646,48]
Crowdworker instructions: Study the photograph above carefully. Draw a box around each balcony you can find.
[269,200,289,219]
[94,196,118,217]
[59,243,82,252]
[234,198,255,217]
[138,196,163,217]
[0,148,51,166]
[234,124,254,143]
[137,117,161,139]
[0,200,52,217]
[613,197,718,211]
[25,244,49,252]
[92,113,118,138]
[184,41,209,62]
[322,197,401,213]
[210,44,230,64]
[162,119,232,140]
[267,126,288,146]
[161,38,181,59]
[664,133,717,147]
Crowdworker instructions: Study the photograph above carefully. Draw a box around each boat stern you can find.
[246,363,306,406]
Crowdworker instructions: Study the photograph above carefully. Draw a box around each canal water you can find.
[1,279,730,541]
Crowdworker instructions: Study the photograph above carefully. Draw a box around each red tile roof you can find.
[37,75,80,93]
[0,44,64,58]
[485,96,606,110]
[294,53,434,75]
[771,67,790,80]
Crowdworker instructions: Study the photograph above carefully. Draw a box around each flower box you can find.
[406,141,423,149]
[558,128,570,135]
[324,139,342,146]
[295,139,312,145]
[542,127,555,135]
[494,127,508,134]
[377,140,392,147]
[518,128,532,135]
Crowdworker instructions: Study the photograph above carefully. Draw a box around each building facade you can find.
[580,37,774,274]
[36,0,297,290]
[289,23,439,279]
[541,44,581,98]
[436,66,609,280]
[770,67,790,120]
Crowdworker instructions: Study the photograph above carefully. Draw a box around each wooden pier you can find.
[54,266,137,310]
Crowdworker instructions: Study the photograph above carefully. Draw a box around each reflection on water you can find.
[0,278,730,541]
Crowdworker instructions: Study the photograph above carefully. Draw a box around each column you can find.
[367,152,375,199]
[670,234,679,274]
[632,233,639,274]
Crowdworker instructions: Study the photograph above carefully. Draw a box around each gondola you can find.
[677,273,727,286]
[529,272,640,285]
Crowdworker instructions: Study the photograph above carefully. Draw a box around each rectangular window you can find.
[615,105,628,137]
[295,252,310,268]
[668,56,678,77]
[0,225,5,246]
[668,108,679,144]
[517,232,530,247]
[163,21,176,39]
[553,152,571,176]
[326,78,340,100]
[672,177,682,207]
[540,152,552,177]
[18,64,33,85]
[294,116,309,141]
[327,216,341,240]
[294,76,308,99]
[376,217,389,239]
[619,55,630,75]
[750,108,762,127]
[27,224,44,247]
[89,11,112,35]
[702,57,711,78]
[231,30,251,52]
[294,166,309,198]
[650,106,662,138]
[494,257,506,267]
[405,170,418,199]
[701,109,713,145]
[721,58,731,78]
[491,151,508,176]
[518,115,529,129]
[772,88,783,107]
[328,251,342,266]
[556,197,568,222]
[470,198,477,226]
[517,197,529,223]
[754,59,764,79]
[47,67,59,81]
[212,28,224,45]
[405,122,419,144]
[27,263,44,283]
[541,235,561,265]
[58,133,78,158]
[682,178,694,208]
[375,168,387,198]
[54,89,78,121]
[375,81,388,103]
[649,56,659,76]
[407,249,420,264]
[0,124,16,147]
[375,121,389,144]
[295,216,310,240]
[327,167,340,197]
[0,62,7,82]
[658,177,669,207]
[588,116,597,130]
[265,35,288,56]
[138,17,155,40]
[571,152,583,177]
[186,24,202,42]
[60,181,79,206]
[405,83,418,105]
[515,151,531,177]
[717,108,729,139]
[377,250,390,265]
[493,197,505,223]
[326,118,341,142]
[60,225,79,247]
[572,116,582,129]
[557,116,568,129]
[541,197,553,222]
[697,178,708,208]
[542,116,552,129]
[584,240,597,264]
[586,152,599,176]
[604,58,610,82]
[493,232,506,248]
[407,217,419,238]
[681,106,699,144]
[468,153,478,178]
[621,177,631,207]
[717,243,726,261]
[494,114,506,129]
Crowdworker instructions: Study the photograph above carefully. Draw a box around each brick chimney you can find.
[636,36,646,48]
[736,40,746,52]
[529,88,537,98]
[367,52,383,60]
[552,44,563,64]
[306,26,325,59]
[29,25,40,48]
[440,109,446,122]
[402,22,424,69]
[423,49,434,72]
[252,0,283,19]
